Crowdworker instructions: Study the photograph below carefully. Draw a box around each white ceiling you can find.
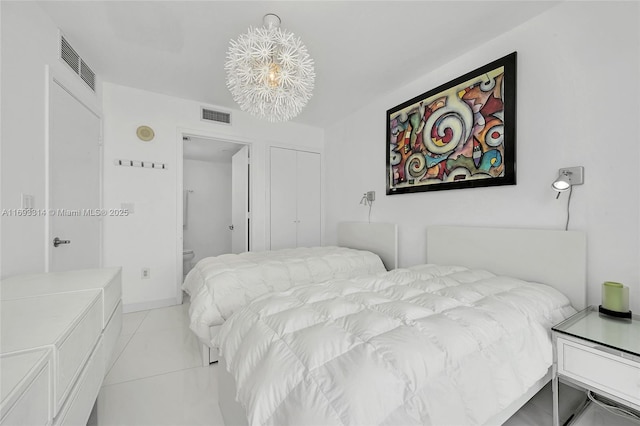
[38,1,560,128]
[183,136,243,163]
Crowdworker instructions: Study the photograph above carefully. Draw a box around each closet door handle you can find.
[229,225,234,230]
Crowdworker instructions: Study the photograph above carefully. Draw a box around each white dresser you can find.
[0,268,122,425]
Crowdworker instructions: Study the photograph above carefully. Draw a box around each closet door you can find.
[296,151,321,247]
[270,147,298,250]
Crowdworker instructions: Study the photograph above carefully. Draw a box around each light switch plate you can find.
[21,194,34,209]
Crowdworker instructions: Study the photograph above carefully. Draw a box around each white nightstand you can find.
[551,306,640,426]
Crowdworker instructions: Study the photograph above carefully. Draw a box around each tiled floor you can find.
[97,303,224,425]
[97,304,636,426]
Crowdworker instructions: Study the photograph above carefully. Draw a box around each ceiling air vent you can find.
[60,35,80,73]
[59,33,96,92]
[80,59,96,91]
[201,107,231,125]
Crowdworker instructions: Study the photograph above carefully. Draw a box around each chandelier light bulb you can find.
[267,63,281,88]
[225,13,315,122]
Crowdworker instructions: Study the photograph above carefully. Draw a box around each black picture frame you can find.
[386,52,517,195]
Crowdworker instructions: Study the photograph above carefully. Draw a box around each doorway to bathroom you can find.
[181,135,250,282]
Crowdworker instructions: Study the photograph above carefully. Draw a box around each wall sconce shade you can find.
[552,166,584,192]
[552,172,571,191]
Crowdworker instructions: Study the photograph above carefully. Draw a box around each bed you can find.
[215,226,587,426]
[183,222,398,364]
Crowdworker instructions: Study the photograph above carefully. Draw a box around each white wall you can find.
[324,2,640,313]
[183,158,232,265]
[102,83,324,311]
[1,2,102,278]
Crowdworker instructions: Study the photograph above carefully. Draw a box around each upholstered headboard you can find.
[426,226,587,310]
[337,222,398,270]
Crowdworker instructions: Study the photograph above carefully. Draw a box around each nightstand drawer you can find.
[557,337,640,406]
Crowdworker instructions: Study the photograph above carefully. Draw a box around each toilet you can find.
[183,249,195,276]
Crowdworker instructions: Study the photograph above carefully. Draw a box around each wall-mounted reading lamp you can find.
[552,166,584,230]
[360,191,375,223]
[552,166,584,193]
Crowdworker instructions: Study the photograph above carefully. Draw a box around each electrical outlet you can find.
[366,191,375,202]
[141,267,150,279]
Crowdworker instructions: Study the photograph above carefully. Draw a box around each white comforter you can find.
[184,247,386,344]
[216,264,576,426]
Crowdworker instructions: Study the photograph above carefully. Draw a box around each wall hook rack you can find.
[114,159,167,170]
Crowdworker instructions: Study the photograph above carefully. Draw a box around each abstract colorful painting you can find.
[386,52,516,194]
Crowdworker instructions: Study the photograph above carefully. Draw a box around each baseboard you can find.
[123,298,177,313]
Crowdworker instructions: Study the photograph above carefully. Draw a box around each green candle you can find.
[602,281,629,312]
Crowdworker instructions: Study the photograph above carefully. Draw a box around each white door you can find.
[296,151,321,247]
[231,145,249,253]
[270,147,297,249]
[49,81,102,272]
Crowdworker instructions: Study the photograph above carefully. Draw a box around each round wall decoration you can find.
[136,125,155,142]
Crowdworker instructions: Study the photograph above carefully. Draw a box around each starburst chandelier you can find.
[225,14,315,123]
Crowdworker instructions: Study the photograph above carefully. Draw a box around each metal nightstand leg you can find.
[552,366,560,426]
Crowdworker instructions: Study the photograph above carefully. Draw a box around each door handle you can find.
[229,225,234,231]
[53,237,71,247]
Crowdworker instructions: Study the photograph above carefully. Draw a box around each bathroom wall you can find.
[183,158,232,266]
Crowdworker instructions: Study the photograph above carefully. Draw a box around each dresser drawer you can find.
[103,301,123,375]
[557,337,640,406]
[0,350,52,426]
[53,338,104,426]
[56,296,102,412]
[102,269,122,329]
